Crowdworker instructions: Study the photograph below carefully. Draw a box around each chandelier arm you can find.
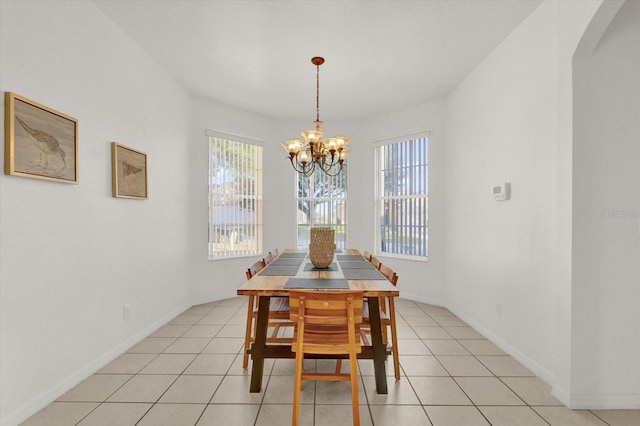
[288,153,316,176]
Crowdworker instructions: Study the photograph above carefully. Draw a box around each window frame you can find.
[373,132,429,261]
[207,130,264,260]
[294,165,349,250]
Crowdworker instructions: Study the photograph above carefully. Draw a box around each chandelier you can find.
[281,57,350,177]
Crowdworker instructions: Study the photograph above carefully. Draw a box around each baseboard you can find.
[568,394,640,409]
[2,302,191,426]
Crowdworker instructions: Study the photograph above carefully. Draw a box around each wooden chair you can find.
[264,252,275,264]
[289,290,364,426]
[242,259,292,368]
[369,255,382,270]
[362,250,373,262]
[362,263,401,381]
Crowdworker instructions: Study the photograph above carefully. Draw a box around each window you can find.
[208,133,263,259]
[296,167,347,250]
[375,135,428,258]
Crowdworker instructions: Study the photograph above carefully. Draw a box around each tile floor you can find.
[21,297,640,426]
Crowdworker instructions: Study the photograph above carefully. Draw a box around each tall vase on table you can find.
[309,227,335,269]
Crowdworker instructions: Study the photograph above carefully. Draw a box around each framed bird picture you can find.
[4,92,78,183]
[111,142,148,199]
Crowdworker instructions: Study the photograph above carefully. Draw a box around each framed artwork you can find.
[111,142,148,199]
[4,92,78,183]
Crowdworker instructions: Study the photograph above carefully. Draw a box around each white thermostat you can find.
[493,182,511,201]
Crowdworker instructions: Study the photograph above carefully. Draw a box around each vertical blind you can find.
[378,136,428,257]
[208,136,263,259]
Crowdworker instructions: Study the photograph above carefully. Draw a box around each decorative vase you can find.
[309,227,335,268]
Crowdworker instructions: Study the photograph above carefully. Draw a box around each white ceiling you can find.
[93,0,542,122]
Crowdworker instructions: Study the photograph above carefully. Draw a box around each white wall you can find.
[572,0,640,407]
[442,0,602,406]
[353,101,447,305]
[0,2,194,425]
[188,97,291,304]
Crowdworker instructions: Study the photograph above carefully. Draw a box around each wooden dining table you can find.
[237,248,399,394]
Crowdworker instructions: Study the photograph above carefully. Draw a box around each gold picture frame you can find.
[111,142,148,199]
[4,92,78,183]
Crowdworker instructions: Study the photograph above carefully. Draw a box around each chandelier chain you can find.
[316,63,320,123]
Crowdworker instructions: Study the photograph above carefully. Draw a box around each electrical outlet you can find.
[123,304,131,320]
[496,302,502,318]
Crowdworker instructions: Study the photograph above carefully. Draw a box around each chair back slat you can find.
[246,259,266,280]
[378,264,398,286]
[369,256,382,270]
[362,251,373,261]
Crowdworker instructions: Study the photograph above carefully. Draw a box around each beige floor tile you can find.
[395,325,420,338]
[432,315,469,327]
[261,358,299,376]
[209,305,242,316]
[136,403,206,426]
[183,353,236,375]
[216,296,246,306]
[356,358,397,377]
[423,339,471,355]
[196,314,231,325]
[214,324,246,337]
[443,326,485,339]
[402,314,440,327]
[226,355,275,376]
[420,305,453,316]
[263,374,315,404]
[96,353,156,374]
[56,374,131,402]
[226,314,247,325]
[315,378,366,405]
[257,404,314,426]
[396,307,426,316]
[163,337,212,353]
[76,402,152,426]
[436,355,494,376]
[479,406,548,426]
[400,355,449,376]
[409,376,472,405]
[182,325,223,338]
[210,375,266,404]
[591,409,640,426]
[458,339,506,355]
[396,338,432,355]
[425,406,490,426]
[315,404,374,426]
[20,402,99,426]
[412,326,454,339]
[159,375,223,403]
[184,305,215,315]
[477,355,535,377]
[533,406,609,425]
[138,353,196,374]
[455,377,525,405]
[196,404,260,426]
[149,324,190,338]
[202,337,244,353]
[501,377,562,405]
[127,337,176,354]
[169,314,204,325]
[106,374,177,403]
[369,405,432,425]
[362,375,421,405]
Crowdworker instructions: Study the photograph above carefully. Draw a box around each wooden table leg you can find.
[249,295,270,392]
[367,296,388,394]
